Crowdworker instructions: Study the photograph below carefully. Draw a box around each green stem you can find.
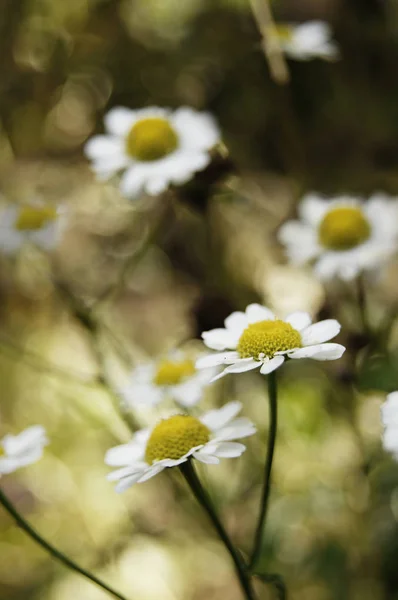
[180,461,256,600]
[356,274,370,336]
[0,488,130,600]
[249,371,278,569]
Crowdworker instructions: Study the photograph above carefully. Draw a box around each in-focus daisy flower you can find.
[196,303,345,381]
[121,352,217,409]
[0,201,63,255]
[105,402,256,492]
[278,193,398,281]
[84,106,220,199]
[381,392,398,460]
[275,21,339,61]
[0,426,48,475]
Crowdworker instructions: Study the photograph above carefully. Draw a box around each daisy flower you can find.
[0,425,48,475]
[278,193,398,281]
[275,21,339,61]
[196,303,345,380]
[105,402,256,492]
[0,201,63,255]
[121,351,217,409]
[381,392,398,460]
[84,106,220,199]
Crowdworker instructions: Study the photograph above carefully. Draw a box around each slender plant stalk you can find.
[356,274,370,336]
[0,488,130,600]
[249,0,290,84]
[180,460,256,600]
[249,370,278,569]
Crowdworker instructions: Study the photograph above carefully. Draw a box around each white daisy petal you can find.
[201,329,239,350]
[285,311,312,331]
[200,401,242,430]
[104,107,136,136]
[223,358,260,375]
[381,392,398,427]
[246,304,275,323]
[193,452,220,464]
[212,442,246,458]
[137,463,167,483]
[288,343,345,361]
[196,352,239,369]
[0,425,48,474]
[224,311,248,335]
[301,319,341,346]
[260,355,285,374]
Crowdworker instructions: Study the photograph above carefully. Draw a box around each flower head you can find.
[196,304,345,381]
[105,402,256,492]
[84,106,220,199]
[0,426,48,475]
[381,392,398,459]
[276,21,339,61]
[0,201,64,255]
[121,351,218,409]
[278,193,398,281]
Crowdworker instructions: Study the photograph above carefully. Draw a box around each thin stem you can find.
[179,461,256,600]
[249,371,278,569]
[356,274,370,336]
[0,488,130,600]
[249,0,290,84]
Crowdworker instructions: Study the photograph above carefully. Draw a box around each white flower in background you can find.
[84,106,220,199]
[196,303,345,381]
[275,21,339,61]
[105,402,256,492]
[121,352,217,409]
[0,201,63,255]
[381,392,398,459]
[0,426,48,475]
[278,193,398,281]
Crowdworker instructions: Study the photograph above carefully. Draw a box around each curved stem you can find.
[249,370,278,569]
[180,461,256,600]
[0,488,130,600]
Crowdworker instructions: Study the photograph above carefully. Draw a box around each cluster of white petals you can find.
[196,303,345,381]
[85,106,220,199]
[278,193,398,281]
[0,426,48,475]
[277,21,339,61]
[105,402,256,492]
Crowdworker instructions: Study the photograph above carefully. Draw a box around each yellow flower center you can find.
[237,319,302,359]
[145,415,210,464]
[15,205,57,231]
[318,207,371,251]
[126,117,179,162]
[154,359,196,386]
[274,25,294,43]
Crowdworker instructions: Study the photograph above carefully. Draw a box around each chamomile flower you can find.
[0,426,48,475]
[0,201,63,255]
[105,402,256,492]
[84,106,220,199]
[278,193,398,281]
[121,352,217,409]
[196,303,345,380]
[381,392,398,459]
[276,21,339,61]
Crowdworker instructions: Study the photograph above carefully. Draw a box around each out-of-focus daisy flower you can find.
[196,303,345,381]
[275,21,339,61]
[0,201,63,255]
[121,351,217,409]
[0,426,48,475]
[381,392,398,459]
[105,402,255,492]
[84,106,220,199]
[278,193,398,281]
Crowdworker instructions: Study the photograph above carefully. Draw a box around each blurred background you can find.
[1,0,398,599]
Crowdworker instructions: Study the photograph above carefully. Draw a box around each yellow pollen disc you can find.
[145,415,210,464]
[154,358,196,387]
[274,25,294,42]
[237,319,302,359]
[15,205,57,231]
[126,117,179,162]
[318,207,371,251]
